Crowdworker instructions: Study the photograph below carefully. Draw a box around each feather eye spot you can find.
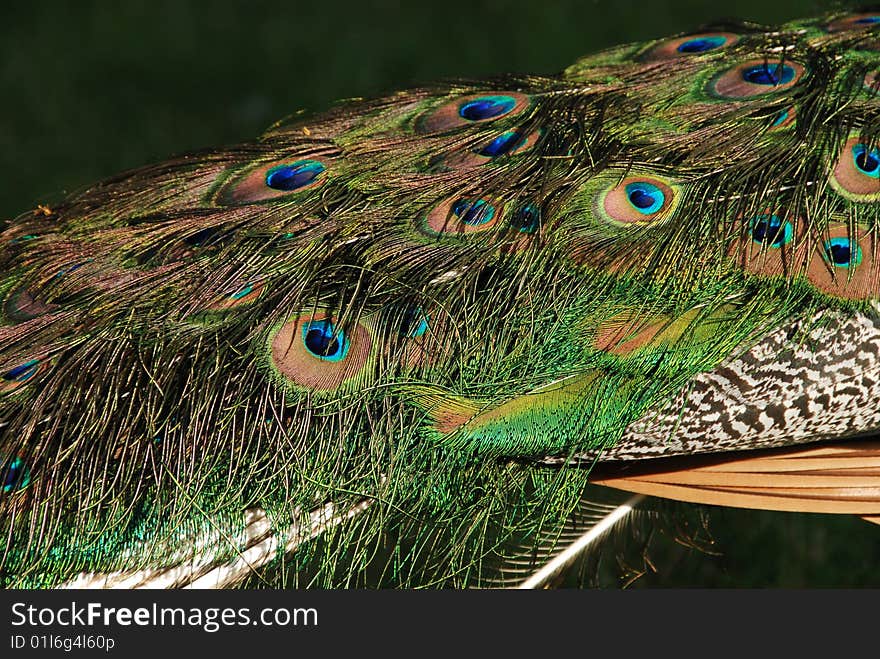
[677,36,728,53]
[3,360,39,383]
[477,130,527,157]
[218,156,330,205]
[853,144,880,178]
[458,96,517,122]
[709,60,805,99]
[206,281,265,311]
[302,319,349,362]
[420,196,502,235]
[271,313,373,391]
[729,211,803,278]
[399,306,430,339]
[768,106,796,131]
[452,199,496,226]
[806,226,875,298]
[231,284,255,301]
[439,128,540,169]
[642,32,739,60]
[0,359,46,393]
[265,160,325,191]
[599,176,678,226]
[1,456,30,493]
[417,92,530,133]
[513,203,541,233]
[741,64,796,86]
[625,182,665,214]
[392,305,447,370]
[828,13,880,32]
[750,214,792,248]
[823,237,862,268]
[55,261,89,279]
[830,136,880,201]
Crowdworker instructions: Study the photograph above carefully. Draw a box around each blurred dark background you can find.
[4,0,879,586]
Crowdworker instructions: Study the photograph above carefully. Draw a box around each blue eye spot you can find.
[625,182,665,214]
[451,199,496,226]
[230,284,254,301]
[2,456,30,493]
[55,261,89,279]
[2,360,39,383]
[302,320,349,362]
[400,306,429,338]
[458,96,517,121]
[771,109,790,126]
[856,16,880,24]
[513,203,541,233]
[824,237,862,268]
[750,214,792,247]
[742,64,796,86]
[677,36,727,53]
[265,160,325,191]
[853,143,880,178]
[477,130,526,157]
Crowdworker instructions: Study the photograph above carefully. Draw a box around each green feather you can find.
[4,8,880,588]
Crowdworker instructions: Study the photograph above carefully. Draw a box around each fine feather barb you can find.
[592,439,880,514]
[4,9,880,588]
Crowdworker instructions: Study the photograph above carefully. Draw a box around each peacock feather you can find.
[4,6,880,588]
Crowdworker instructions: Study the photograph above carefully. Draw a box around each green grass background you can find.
[3,0,880,586]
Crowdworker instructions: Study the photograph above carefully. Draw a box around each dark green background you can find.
[4,0,879,586]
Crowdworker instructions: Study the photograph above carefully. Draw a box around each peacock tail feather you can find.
[4,8,880,588]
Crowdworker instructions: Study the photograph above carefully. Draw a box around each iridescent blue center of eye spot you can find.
[2,360,39,383]
[742,64,796,86]
[2,456,29,493]
[452,199,496,225]
[514,203,541,233]
[824,237,862,268]
[265,160,325,191]
[230,284,254,300]
[856,16,880,24]
[477,130,526,157]
[750,214,792,247]
[400,306,429,338]
[677,36,727,53]
[55,261,89,279]
[625,182,665,214]
[302,320,349,362]
[853,144,880,178]
[771,109,790,126]
[458,96,517,121]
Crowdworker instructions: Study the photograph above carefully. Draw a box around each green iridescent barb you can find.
[3,8,880,588]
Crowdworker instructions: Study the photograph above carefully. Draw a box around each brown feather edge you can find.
[590,439,880,515]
